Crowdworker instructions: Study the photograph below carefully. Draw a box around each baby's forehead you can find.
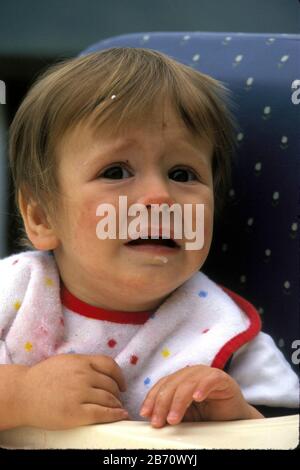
[96,104,208,144]
[55,87,216,169]
[56,96,214,170]
[57,120,213,178]
[72,117,210,155]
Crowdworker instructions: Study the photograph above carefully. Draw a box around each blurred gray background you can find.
[0,0,299,257]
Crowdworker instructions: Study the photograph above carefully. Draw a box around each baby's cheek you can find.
[193,200,213,243]
[204,208,213,244]
[74,204,100,245]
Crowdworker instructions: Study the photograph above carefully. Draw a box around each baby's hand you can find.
[139,365,263,428]
[16,354,128,430]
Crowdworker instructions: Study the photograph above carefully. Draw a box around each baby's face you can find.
[53,105,214,311]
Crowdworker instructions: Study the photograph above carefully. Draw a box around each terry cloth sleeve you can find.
[228,331,299,412]
[0,253,30,364]
[0,250,63,366]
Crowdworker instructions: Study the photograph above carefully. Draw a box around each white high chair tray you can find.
[0,415,298,450]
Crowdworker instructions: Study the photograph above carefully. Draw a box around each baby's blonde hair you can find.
[9,47,237,250]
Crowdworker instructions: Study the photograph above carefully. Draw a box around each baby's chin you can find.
[116,271,182,303]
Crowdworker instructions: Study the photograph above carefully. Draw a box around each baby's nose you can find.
[136,188,175,207]
[135,178,175,208]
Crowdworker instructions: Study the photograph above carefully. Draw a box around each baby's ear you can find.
[18,190,60,251]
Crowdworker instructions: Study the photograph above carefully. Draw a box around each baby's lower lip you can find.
[124,243,181,255]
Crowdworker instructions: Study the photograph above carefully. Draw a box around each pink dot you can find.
[12,259,19,265]
[108,339,117,348]
[202,328,210,334]
[60,318,64,326]
[130,355,139,365]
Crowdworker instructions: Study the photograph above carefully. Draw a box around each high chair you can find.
[1,31,298,450]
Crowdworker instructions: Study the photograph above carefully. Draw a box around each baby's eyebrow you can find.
[83,136,211,167]
[101,138,138,154]
[83,138,137,166]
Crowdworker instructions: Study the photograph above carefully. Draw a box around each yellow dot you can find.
[161,348,170,358]
[13,300,21,311]
[45,277,54,287]
[24,342,33,352]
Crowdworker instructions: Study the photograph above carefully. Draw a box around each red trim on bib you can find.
[60,283,152,325]
[211,286,262,370]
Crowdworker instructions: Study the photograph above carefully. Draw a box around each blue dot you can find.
[198,290,208,298]
[144,377,151,386]
[150,313,156,319]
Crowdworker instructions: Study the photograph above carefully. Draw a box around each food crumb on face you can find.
[153,256,168,264]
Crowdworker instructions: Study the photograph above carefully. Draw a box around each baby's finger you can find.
[192,368,232,402]
[90,371,121,399]
[140,377,169,417]
[147,384,177,428]
[82,404,129,424]
[165,381,202,425]
[89,355,127,393]
[84,388,124,409]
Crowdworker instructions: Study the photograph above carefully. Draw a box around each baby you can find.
[0,47,298,431]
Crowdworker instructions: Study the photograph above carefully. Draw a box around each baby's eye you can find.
[101,164,132,180]
[169,167,198,182]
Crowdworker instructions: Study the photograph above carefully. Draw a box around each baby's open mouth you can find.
[125,237,179,248]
